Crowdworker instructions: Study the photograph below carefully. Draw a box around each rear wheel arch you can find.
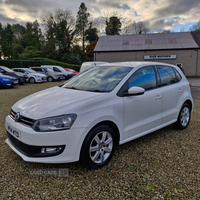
[184,100,193,110]
[174,102,192,129]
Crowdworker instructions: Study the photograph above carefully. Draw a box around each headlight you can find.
[32,114,77,132]
[33,75,41,78]
[3,78,10,81]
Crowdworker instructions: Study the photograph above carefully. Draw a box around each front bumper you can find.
[5,115,90,163]
[35,77,47,83]
[54,76,65,81]
[2,80,18,87]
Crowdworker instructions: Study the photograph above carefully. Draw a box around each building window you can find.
[176,63,182,68]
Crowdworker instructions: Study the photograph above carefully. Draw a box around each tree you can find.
[190,20,200,32]
[75,2,90,52]
[0,23,2,59]
[11,24,26,40]
[85,22,99,43]
[105,16,121,35]
[41,8,75,59]
[18,46,43,60]
[22,20,43,49]
[121,21,149,35]
[0,23,14,58]
[85,40,97,61]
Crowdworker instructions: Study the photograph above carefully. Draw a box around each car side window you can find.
[53,67,60,72]
[157,66,176,86]
[128,66,157,91]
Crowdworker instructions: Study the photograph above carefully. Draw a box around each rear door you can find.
[156,65,183,124]
[122,66,162,140]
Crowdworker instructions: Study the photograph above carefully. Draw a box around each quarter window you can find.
[128,66,157,90]
[157,66,176,86]
[174,69,181,82]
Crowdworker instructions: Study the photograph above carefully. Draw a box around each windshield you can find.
[62,66,132,92]
[57,66,67,73]
[66,68,75,72]
[2,66,14,72]
[26,69,36,73]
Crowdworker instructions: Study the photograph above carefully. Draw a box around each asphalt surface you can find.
[191,86,200,100]
[187,77,200,100]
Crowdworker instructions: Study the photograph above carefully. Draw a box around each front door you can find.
[123,66,162,140]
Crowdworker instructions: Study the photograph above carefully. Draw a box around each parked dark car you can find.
[0,73,19,88]
[0,66,27,85]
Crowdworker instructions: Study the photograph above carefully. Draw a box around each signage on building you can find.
[144,55,177,60]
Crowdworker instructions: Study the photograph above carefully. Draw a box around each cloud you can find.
[0,0,200,32]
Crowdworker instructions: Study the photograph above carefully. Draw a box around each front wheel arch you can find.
[81,121,120,151]
[29,77,35,83]
[80,124,118,169]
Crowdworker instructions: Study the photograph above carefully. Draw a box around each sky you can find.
[0,0,200,33]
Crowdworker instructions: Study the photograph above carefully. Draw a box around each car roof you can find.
[13,68,28,69]
[97,61,177,68]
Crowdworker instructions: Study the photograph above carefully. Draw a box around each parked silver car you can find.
[30,67,65,82]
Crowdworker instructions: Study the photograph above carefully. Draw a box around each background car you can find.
[0,73,18,88]
[29,66,65,82]
[65,68,79,75]
[79,62,108,73]
[0,66,27,85]
[12,68,47,83]
[41,65,74,80]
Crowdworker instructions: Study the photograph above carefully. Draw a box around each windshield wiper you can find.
[88,89,107,93]
[65,86,81,90]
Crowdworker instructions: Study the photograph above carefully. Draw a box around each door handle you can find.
[155,95,162,100]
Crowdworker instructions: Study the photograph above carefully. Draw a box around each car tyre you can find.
[0,82,2,88]
[47,76,53,82]
[80,125,116,169]
[174,103,191,130]
[29,77,35,84]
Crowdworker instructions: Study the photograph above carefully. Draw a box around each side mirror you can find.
[124,86,145,96]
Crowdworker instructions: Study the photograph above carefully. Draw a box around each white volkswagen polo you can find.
[5,62,193,169]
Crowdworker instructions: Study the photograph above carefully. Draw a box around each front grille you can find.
[9,109,36,127]
[42,77,47,80]
[7,132,65,157]
[7,132,41,157]
[11,78,17,81]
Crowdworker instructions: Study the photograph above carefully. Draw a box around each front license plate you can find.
[7,125,21,140]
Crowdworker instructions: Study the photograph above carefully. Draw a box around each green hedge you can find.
[0,58,81,71]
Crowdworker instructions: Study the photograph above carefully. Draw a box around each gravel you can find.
[0,81,200,199]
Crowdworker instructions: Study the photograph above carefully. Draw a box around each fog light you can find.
[41,147,63,153]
